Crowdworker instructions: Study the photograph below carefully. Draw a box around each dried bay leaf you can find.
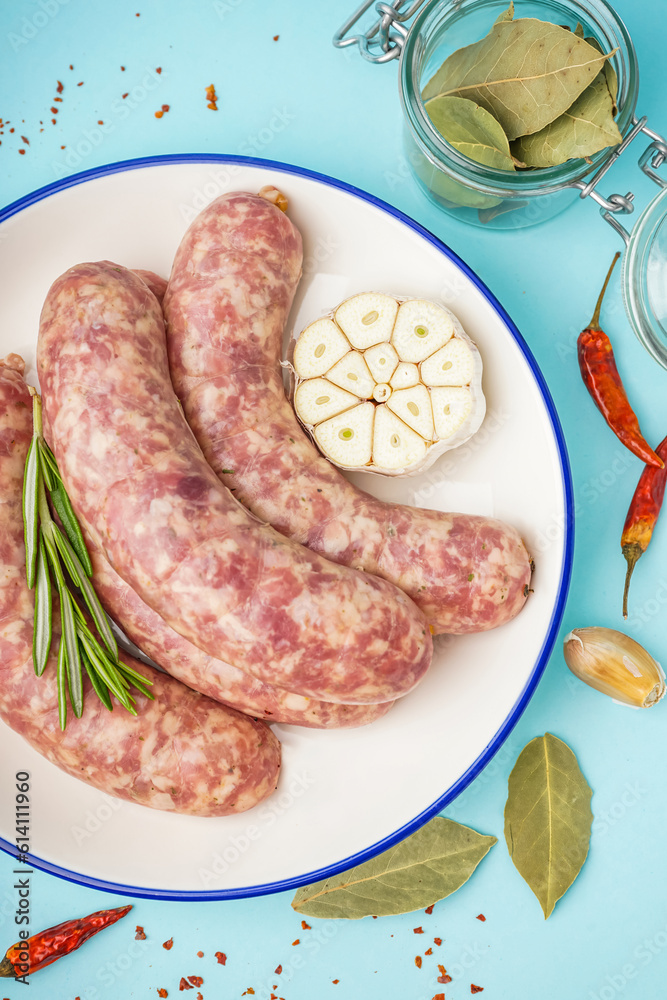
[586,35,618,114]
[495,2,514,24]
[504,733,592,919]
[510,72,621,167]
[422,19,612,140]
[478,200,528,224]
[424,95,515,171]
[291,817,496,919]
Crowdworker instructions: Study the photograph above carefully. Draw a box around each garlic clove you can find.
[364,341,399,384]
[314,401,375,468]
[563,627,666,708]
[373,404,427,471]
[293,318,350,378]
[387,384,435,441]
[430,386,473,440]
[390,361,420,390]
[294,378,359,426]
[421,337,475,387]
[335,293,399,350]
[326,351,375,399]
[391,299,455,364]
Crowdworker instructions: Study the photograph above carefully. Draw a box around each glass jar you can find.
[399,0,639,229]
[623,186,667,368]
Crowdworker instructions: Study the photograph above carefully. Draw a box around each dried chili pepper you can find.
[0,904,131,977]
[621,434,667,617]
[578,253,662,469]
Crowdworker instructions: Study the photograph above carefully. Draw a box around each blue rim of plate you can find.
[0,153,574,901]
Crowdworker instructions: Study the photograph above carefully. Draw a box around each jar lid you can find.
[623,186,667,369]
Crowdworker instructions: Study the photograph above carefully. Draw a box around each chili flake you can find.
[163,937,174,950]
[50,107,58,114]
[205,83,218,111]
[155,111,163,118]
[437,965,452,985]
[274,965,282,974]
[197,951,204,957]
[433,995,445,1000]
[135,926,146,939]
[471,987,484,994]
[69,64,73,69]
[476,914,486,921]
[122,93,129,99]
[197,995,203,1000]
[215,952,227,965]
[97,120,104,125]
[425,948,433,956]
[158,991,168,998]
[292,939,300,946]
[332,980,339,985]
[415,956,422,969]
[57,80,64,93]
[273,35,279,40]
[77,81,83,86]
[425,904,434,915]
[187,976,203,987]
[413,927,424,934]
[18,149,25,155]
[434,937,442,946]
[178,979,193,991]
[301,920,311,930]
[156,67,162,73]
[162,104,170,111]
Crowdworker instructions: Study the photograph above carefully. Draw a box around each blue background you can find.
[1,1,666,998]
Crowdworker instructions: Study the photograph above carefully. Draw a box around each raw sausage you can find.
[0,356,280,816]
[163,191,532,635]
[37,263,431,704]
[81,274,388,726]
[82,536,395,729]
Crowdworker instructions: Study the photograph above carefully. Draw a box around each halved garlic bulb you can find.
[563,627,665,708]
[289,293,485,476]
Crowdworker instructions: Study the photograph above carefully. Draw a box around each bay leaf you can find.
[510,71,621,167]
[422,19,612,139]
[495,2,514,24]
[478,200,528,224]
[504,733,593,919]
[586,35,618,114]
[291,817,496,919]
[574,22,585,37]
[424,95,515,172]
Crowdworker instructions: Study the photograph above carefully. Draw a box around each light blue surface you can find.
[0,1,666,998]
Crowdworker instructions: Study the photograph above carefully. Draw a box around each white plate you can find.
[0,156,572,899]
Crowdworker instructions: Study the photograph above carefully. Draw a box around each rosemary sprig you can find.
[22,390,154,729]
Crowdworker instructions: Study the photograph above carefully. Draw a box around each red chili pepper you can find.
[621,434,667,617]
[0,904,131,977]
[578,253,662,469]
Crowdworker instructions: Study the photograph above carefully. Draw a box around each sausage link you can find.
[0,356,280,816]
[84,536,394,729]
[164,192,532,635]
[37,263,431,704]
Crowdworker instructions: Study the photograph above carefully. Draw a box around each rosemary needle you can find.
[22,390,153,729]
